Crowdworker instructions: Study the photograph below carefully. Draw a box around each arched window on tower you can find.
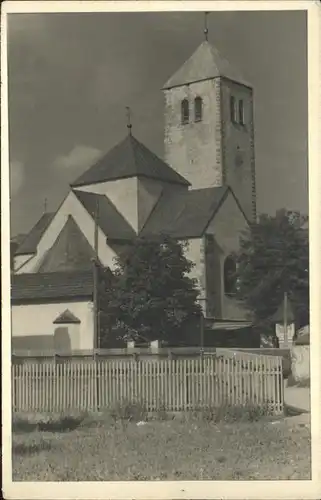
[230,96,237,123]
[194,96,203,122]
[224,255,237,296]
[181,99,189,124]
[239,99,245,125]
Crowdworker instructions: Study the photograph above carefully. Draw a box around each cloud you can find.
[10,160,25,196]
[53,145,102,173]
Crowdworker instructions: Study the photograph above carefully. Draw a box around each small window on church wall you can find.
[230,96,237,123]
[194,97,203,122]
[224,255,237,296]
[239,99,245,125]
[181,99,189,124]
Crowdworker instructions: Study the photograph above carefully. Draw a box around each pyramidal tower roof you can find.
[71,134,190,188]
[163,40,251,90]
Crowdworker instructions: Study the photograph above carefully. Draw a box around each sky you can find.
[7,10,308,236]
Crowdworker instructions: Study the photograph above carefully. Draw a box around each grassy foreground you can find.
[12,409,311,481]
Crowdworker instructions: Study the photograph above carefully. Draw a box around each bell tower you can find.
[163,20,257,222]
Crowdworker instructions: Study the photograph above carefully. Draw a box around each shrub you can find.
[12,440,53,456]
[108,399,147,422]
[287,374,310,388]
[12,416,38,434]
[12,411,89,433]
[188,402,273,423]
[282,352,292,379]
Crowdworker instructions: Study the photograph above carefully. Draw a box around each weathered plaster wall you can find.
[14,254,34,273]
[137,178,164,232]
[74,178,139,232]
[12,300,94,351]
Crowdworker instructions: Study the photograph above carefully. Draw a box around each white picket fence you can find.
[12,350,284,414]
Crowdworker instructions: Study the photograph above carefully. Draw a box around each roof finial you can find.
[43,198,47,214]
[126,106,132,135]
[204,11,209,41]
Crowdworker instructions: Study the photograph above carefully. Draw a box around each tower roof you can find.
[71,134,190,188]
[163,41,250,90]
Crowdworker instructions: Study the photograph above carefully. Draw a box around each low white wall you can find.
[12,300,94,351]
[291,345,310,382]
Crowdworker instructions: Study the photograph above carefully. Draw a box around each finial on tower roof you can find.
[43,198,47,214]
[204,12,209,41]
[126,106,132,135]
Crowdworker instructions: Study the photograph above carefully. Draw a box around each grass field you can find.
[12,409,311,481]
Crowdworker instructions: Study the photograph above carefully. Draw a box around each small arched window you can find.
[239,99,245,125]
[194,96,203,122]
[181,99,189,124]
[230,95,237,123]
[224,255,237,296]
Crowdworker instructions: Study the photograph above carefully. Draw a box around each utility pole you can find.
[283,291,288,348]
[198,296,206,355]
[93,198,100,410]
[93,198,99,352]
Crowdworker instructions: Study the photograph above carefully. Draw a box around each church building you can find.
[11,35,257,353]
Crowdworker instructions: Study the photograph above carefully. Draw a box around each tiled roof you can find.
[37,215,97,273]
[53,309,81,324]
[163,41,250,90]
[71,134,190,188]
[73,190,136,240]
[11,270,94,302]
[141,186,228,238]
[15,213,55,256]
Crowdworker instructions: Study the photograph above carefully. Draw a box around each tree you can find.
[99,236,202,346]
[235,209,309,330]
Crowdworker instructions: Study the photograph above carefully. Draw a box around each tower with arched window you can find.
[163,40,256,223]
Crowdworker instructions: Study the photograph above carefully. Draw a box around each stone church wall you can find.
[164,79,223,189]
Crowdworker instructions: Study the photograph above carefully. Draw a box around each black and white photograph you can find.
[1,1,320,498]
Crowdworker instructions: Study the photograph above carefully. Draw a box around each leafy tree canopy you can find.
[235,209,309,330]
[99,236,202,346]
